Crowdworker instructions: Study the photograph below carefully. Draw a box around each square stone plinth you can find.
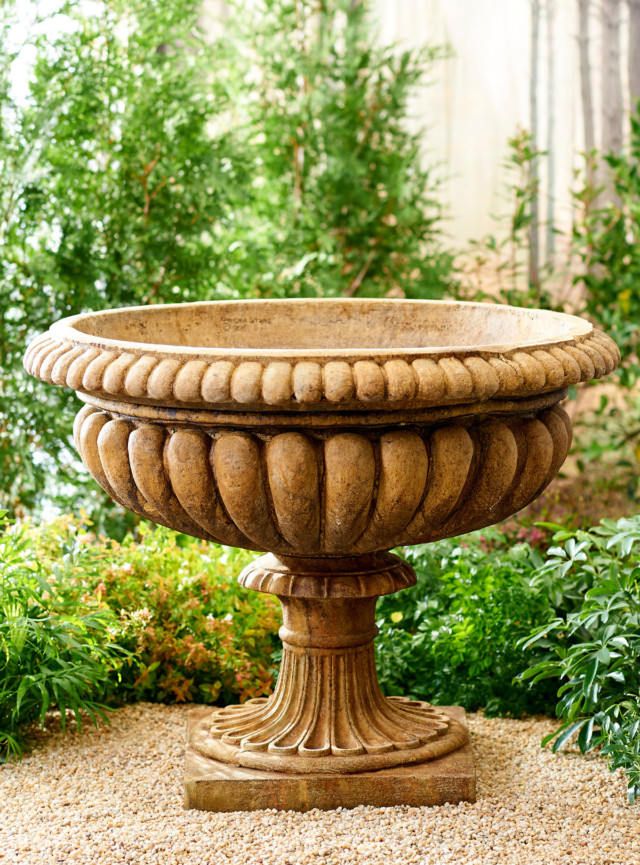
[184,706,475,812]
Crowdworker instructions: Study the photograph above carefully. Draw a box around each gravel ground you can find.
[0,703,637,865]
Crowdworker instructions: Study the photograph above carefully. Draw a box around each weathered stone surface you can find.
[24,299,620,412]
[23,299,619,810]
[196,554,467,775]
[184,706,476,812]
[69,403,572,552]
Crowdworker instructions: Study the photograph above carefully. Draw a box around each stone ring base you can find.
[185,706,476,811]
[190,700,469,774]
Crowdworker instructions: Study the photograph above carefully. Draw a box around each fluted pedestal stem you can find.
[191,552,467,775]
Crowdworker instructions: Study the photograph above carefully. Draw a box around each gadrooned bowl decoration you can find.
[24,299,619,796]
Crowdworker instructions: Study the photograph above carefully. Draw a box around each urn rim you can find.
[24,298,620,412]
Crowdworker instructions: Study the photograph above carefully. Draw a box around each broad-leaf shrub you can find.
[1,514,281,756]
[376,530,557,716]
[520,517,640,802]
[0,513,125,758]
[6,508,640,803]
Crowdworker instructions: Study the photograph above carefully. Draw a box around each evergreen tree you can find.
[220,0,452,299]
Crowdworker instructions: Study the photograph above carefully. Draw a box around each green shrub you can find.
[223,0,454,301]
[566,114,640,501]
[520,516,640,802]
[0,513,125,758]
[0,0,245,521]
[25,517,282,707]
[6,509,560,758]
[8,506,640,803]
[376,530,557,716]
[1,512,281,755]
[572,113,640,388]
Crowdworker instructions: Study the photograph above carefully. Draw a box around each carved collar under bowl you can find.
[24,298,619,418]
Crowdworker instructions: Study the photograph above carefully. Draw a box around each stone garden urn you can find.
[24,299,619,810]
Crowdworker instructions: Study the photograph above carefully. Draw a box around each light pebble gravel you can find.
[0,703,638,865]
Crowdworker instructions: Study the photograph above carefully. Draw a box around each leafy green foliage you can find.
[572,167,639,512]
[0,513,126,758]
[0,0,244,520]
[520,517,640,802]
[376,531,557,716]
[460,129,555,309]
[1,511,281,756]
[24,516,282,708]
[572,115,640,389]
[5,505,640,804]
[571,392,640,506]
[222,0,454,300]
[565,112,640,497]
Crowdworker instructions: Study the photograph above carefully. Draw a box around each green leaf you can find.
[550,719,588,752]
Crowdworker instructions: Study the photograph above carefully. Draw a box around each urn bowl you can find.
[24,298,620,556]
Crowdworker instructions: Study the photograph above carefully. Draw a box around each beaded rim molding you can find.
[24,308,620,412]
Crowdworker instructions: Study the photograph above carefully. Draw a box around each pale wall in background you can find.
[372,0,618,251]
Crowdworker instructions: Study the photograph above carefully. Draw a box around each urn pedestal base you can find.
[185,552,475,811]
[184,706,475,812]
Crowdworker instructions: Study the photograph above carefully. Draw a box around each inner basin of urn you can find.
[64,298,591,354]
